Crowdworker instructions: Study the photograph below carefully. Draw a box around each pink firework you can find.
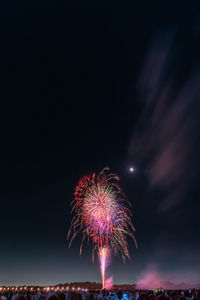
[68,167,136,288]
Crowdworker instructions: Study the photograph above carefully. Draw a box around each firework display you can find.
[68,167,136,288]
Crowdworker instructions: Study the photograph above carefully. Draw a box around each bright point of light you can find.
[129,167,135,172]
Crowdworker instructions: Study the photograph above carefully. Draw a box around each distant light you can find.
[129,167,135,172]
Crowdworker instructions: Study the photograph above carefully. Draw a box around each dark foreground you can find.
[0,287,200,300]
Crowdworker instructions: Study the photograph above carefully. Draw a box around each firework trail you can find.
[68,167,136,288]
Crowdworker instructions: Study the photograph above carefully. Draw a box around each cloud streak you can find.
[129,33,200,212]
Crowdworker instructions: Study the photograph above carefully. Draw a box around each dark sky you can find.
[0,0,200,287]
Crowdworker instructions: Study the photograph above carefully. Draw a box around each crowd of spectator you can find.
[0,287,200,300]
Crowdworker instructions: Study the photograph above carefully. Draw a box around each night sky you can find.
[1,0,200,287]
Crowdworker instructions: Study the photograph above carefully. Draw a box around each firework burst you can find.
[68,167,136,288]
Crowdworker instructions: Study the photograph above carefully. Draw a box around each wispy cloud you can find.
[129,33,200,212]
